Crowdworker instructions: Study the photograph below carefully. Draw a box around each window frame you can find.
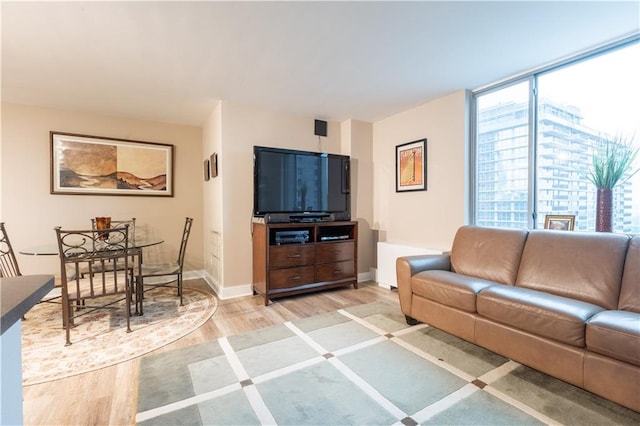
[470,34,640,229]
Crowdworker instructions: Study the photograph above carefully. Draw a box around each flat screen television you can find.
[253,146,350,221]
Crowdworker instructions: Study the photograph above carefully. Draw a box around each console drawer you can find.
[269,266,315,289]
[269,245,315,268]
[316,241,354,264]
[316,261,355,282]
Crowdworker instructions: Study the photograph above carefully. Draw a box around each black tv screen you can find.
[253,146,350,218]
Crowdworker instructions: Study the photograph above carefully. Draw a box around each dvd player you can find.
[274,230,310,245]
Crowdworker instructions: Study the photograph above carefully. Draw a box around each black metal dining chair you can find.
[1,222,29,320]
[137,217,193,310]
[54,224,139,345]
[91,217,136,241]
[0,222,21,278]
[2,222,63,319]
[87,217,139,274]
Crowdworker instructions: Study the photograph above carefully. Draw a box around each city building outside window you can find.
[473,38,639,233]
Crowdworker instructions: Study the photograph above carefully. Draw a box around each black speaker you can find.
[314,119,327,137]
[265,213,290,223]
[332,212,351,221]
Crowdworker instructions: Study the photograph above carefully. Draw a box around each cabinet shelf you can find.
[252,221,358,305]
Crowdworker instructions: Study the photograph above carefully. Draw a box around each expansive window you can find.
[473,38,639,233]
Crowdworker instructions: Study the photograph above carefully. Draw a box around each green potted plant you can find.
[584,134,639,232]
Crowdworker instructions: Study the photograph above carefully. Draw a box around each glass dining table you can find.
[20,236,164,316]
[19,237,164,256]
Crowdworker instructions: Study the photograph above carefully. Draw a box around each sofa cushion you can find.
[515,230,630,310]
[477,285,604,347]
[586,310,640,366]
[450,226,528,285]
[619,235,640,313]
[411,270,496,313]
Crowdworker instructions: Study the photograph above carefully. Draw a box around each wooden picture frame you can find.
[50,132,174,196]
[544,215,575,231]
[210,152,218,178]
[204,159,210,181]
[396,138,427,192]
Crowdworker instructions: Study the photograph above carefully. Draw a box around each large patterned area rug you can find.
[22,285,217,386]
[137,302,639,425]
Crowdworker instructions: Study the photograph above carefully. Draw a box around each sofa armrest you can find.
[396,254,451,317]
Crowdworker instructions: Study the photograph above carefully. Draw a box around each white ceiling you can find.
[2,1,639,126]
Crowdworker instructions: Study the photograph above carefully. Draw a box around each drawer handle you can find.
[333,269,342,274]
[290,275,301,280]
[332,250,341,254]
[288,254,301,258]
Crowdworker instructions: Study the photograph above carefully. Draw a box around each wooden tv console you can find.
[252,221,358,305]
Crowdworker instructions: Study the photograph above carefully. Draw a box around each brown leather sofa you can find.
[396,225,639,412]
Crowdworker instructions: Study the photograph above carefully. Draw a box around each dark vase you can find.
[596,188,613,232]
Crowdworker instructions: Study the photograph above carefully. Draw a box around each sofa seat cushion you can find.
[586,310,640,366]
[412,270,497,313]
[477,285,604,347]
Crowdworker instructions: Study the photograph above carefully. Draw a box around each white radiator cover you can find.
[376,242,447,289]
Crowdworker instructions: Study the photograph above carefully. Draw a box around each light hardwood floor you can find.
[22,280,400,425]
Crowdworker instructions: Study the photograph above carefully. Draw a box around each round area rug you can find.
[21,286,217,386]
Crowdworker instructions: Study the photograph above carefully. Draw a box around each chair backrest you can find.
[55,225,131,294]
[0,222,22,277]
[176,217,194,268]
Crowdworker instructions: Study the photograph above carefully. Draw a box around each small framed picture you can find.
[544,215,575,231]
[204,159,210,181]
[210,152,218,178]
[396,139,427,192]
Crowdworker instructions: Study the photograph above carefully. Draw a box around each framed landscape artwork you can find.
[544,214,575,231]
[50,132,174,196]
[396,138,427,192]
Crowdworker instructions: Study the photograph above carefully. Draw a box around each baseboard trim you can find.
[358,270,374,283]
[190,270,254,300]
[217,283,254,300]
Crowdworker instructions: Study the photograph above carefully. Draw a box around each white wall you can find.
[342,119,375,280]
[1,103,204,278]
[0,104,3,218]
[372,90,470,251]
[202,102,224,294]
[214,101,344,295]
[3,90,470,295]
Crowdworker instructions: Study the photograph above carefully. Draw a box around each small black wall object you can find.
[314,119,328,137]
